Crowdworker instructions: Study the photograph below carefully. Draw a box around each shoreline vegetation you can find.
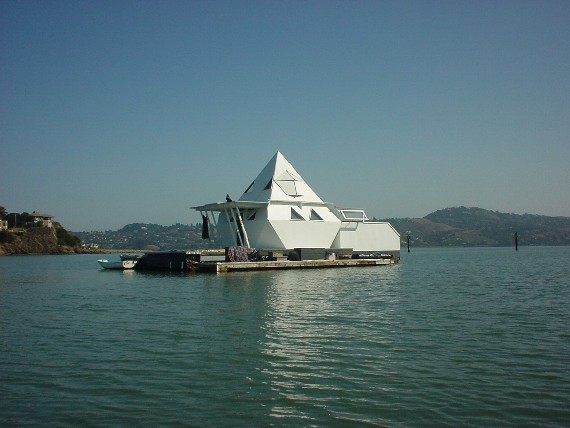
[1,206,570,255]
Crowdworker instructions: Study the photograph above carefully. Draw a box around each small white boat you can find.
[97,259,137,270]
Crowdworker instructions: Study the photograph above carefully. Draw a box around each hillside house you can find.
[28,211,54,228]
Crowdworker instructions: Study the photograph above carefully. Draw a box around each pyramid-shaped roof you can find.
[238,151,324,203]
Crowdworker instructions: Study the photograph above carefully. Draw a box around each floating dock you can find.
[131,249,398,273]
[196,258,394,273]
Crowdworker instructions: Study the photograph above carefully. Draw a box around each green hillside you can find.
[382,207,570,247]
[74,223,214,251]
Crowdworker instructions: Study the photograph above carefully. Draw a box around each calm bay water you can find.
[1,247,569,426]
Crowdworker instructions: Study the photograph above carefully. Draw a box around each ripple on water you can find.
[1,249,569,426]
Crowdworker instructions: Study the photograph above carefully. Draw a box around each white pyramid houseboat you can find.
[193,151,400,262]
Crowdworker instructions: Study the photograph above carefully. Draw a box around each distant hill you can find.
[74,223,214,251]
[381,207,570,247]
[73,207,570,251]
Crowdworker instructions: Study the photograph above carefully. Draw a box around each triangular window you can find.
[247,210,256,220]
[310,209,323,221]
[290,207,304,221]
[264,179,273,190]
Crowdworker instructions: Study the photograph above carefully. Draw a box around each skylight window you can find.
[275,170,303,197]
[276,180,299,196]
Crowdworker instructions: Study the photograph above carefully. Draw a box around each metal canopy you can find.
[192,201,269,248]
[192,201,268,212]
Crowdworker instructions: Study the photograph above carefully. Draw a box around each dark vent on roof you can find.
[244,181,254,193]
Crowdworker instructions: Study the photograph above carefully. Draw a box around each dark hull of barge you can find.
[133,251,199,271]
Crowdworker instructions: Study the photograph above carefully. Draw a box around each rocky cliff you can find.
[0,227,82,255]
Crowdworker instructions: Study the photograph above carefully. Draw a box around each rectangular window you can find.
[340,210,367,221]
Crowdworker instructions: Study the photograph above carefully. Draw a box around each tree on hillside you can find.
[56,228,81,247]
[7,213,21,227]
[0,206,7,219]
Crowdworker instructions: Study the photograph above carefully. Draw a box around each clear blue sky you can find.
[2,0,569,231]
